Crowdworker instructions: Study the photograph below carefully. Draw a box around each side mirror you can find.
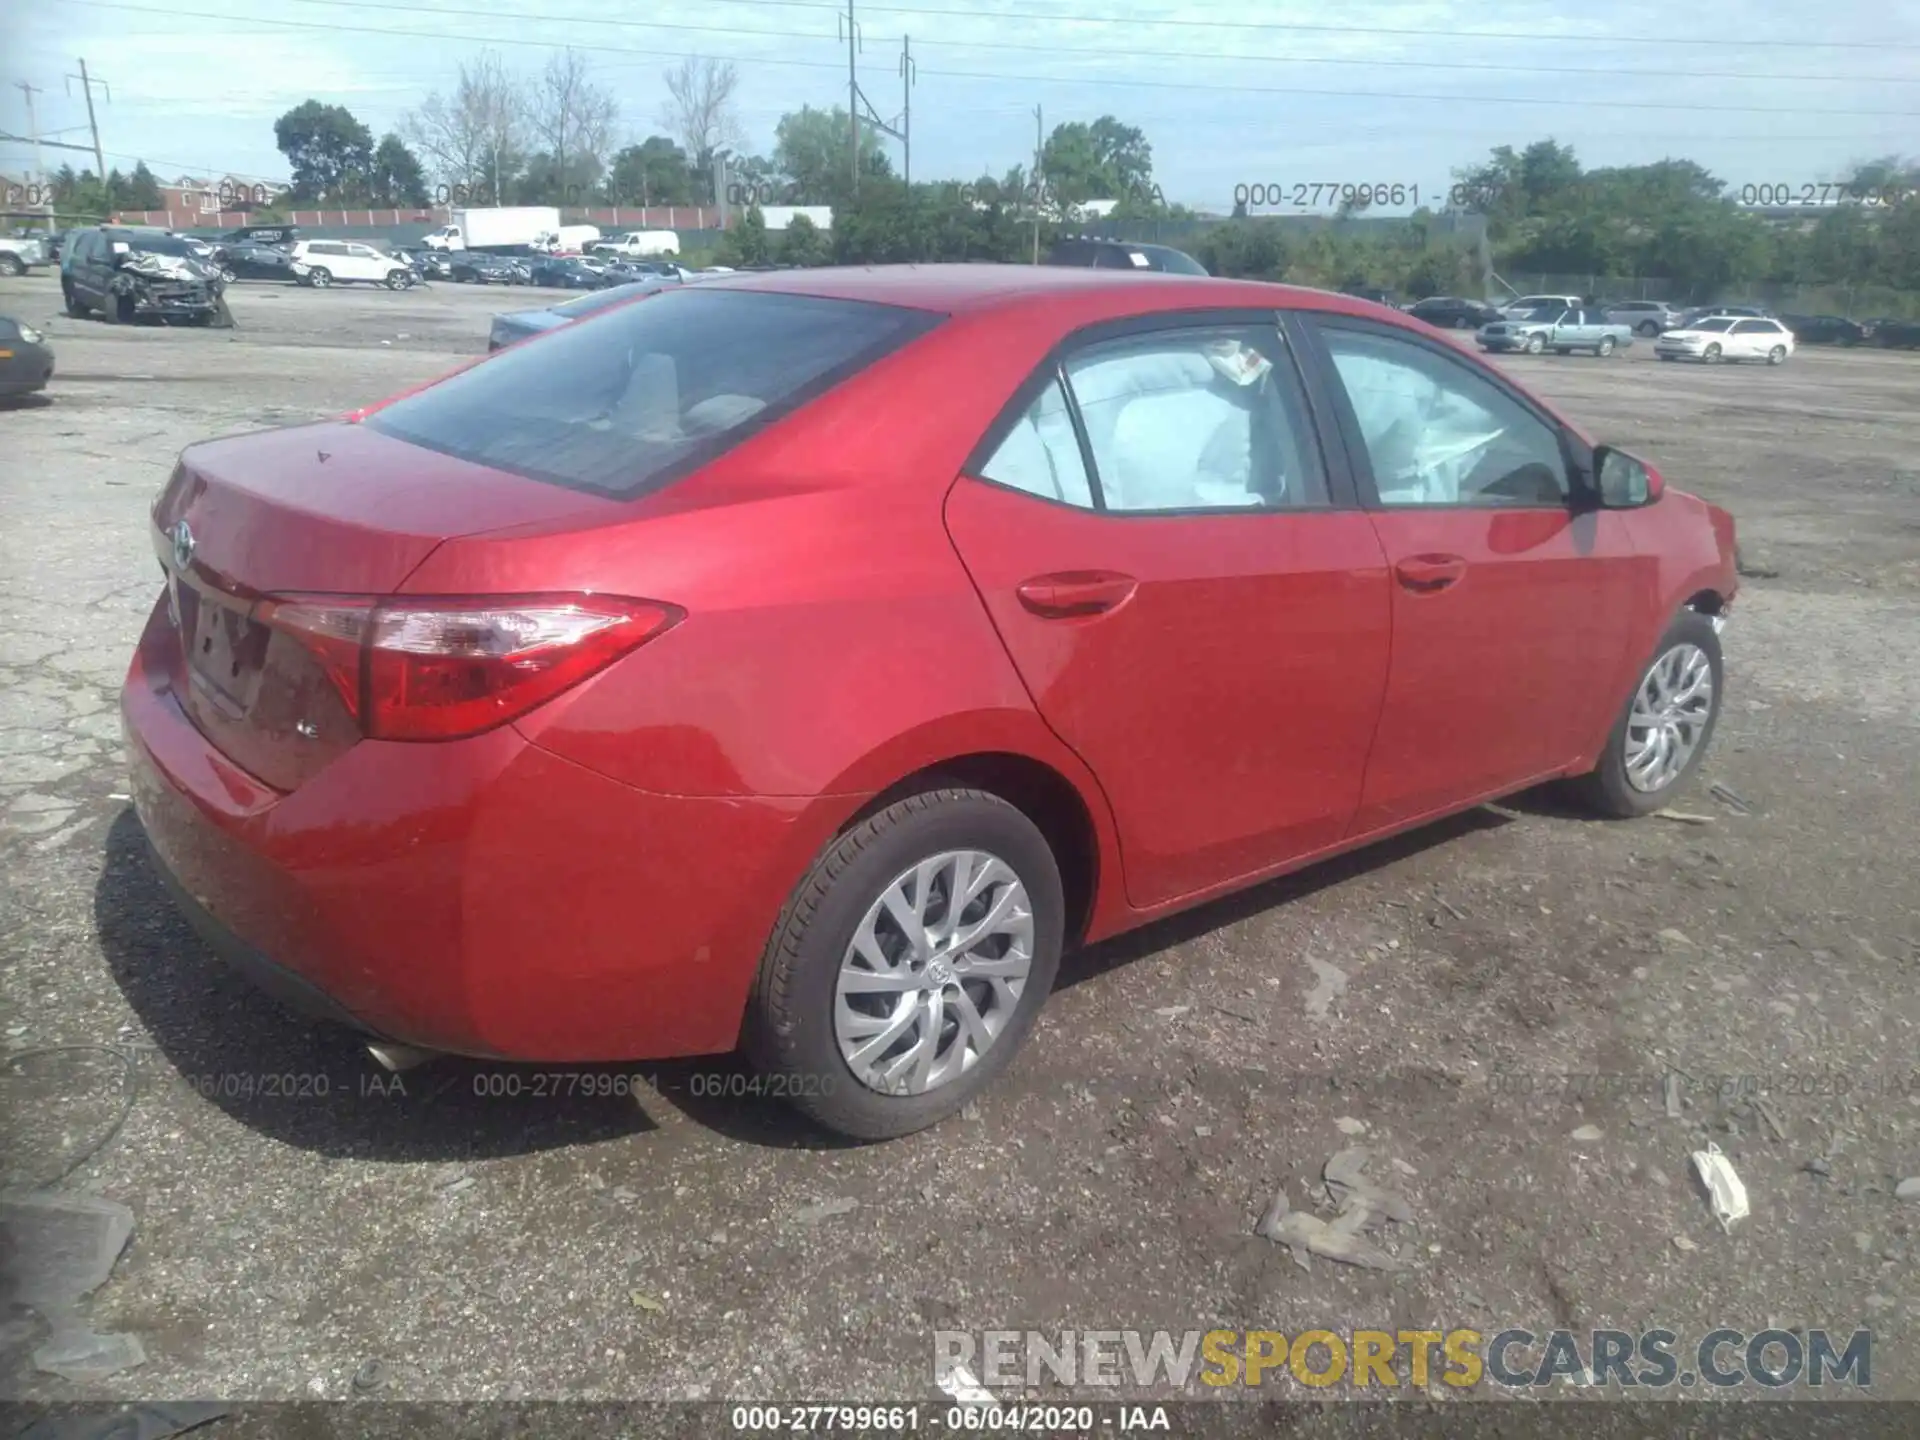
[1593,444,1664,508]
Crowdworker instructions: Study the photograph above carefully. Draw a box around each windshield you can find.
[367,288,943,498]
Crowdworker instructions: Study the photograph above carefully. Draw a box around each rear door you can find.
[943,312,1392,909]
[1299,314,1643,832]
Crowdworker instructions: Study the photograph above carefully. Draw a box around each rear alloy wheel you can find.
[1597,336,1616,357]
[1569,609,1723,818]
[745,787,1064,1140]
[306,267,332,289]
[1767,345,1787,365]
[1639,320,1660,336]
[1703,342,1722,363]
[1525,333,1546,354]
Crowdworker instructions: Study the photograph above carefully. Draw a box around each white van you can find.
[591,230,681,258]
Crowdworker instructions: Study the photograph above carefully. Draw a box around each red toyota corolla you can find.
[122,266,1737,1138]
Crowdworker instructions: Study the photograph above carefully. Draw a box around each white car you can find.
[287,239,417,290]
[589,229,681,259]
[1654,315,1796,365]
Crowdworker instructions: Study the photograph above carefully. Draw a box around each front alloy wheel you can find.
[1525,332,1546,354]
[1623,643,1714,793]
[834,850,1034,1097]
[1569,609,1724,818]
[1768,345,1787,365]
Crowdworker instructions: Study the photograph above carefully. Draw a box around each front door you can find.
[943,316,1393,909]
[1302,316,1643,833]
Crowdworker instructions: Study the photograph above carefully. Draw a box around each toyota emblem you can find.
[170,520,195,571]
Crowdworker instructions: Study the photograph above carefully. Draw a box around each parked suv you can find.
[288,239,417,290]
[1602,299,1684,336]
[61,226,229,325]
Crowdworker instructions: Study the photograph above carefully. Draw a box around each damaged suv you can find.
[62,226,233,327]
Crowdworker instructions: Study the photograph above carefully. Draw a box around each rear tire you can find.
[1638,320,1660,337]
[743,787,1065,1140]
[1568,609,1724,819]
[306,267,332,289]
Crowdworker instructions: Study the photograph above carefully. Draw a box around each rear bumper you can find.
[121,594,824,1061]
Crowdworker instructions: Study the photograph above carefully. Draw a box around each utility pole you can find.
[66,59,110,183]
[1031,104,1043,264]
[899,37,915,188]
[844,0,860,197]
[14,82,52,232]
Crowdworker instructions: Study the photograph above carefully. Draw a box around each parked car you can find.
[599,259,688,288]
[1479,306,1635,356]
[1044,237,1210,275]
[588,229,681,258]
[1501,292,1583,318]
[213,240,300,283]
[1673,303,1772,329]
[0,315,54,398]
[527,257,605,290]
[1777,313,1871,346]
[61,226,229,325]
[1867,317,1920,349]
[288,240,417,290]
[1406,296,1506,330]
[1655,315,1796,364]
[487,278,668,350]
[1602,299,1684,336]
[123,267,1737,1139]
[450,251,531,285]
[0,233,50,275]
[394,248,453,281]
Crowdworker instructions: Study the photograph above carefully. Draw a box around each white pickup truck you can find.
[0,233,51,276]
[589,230,681,259]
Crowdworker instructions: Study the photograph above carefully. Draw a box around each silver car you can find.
[1603,299,1684,336]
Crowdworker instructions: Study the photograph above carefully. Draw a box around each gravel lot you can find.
[2,273,1917,1409]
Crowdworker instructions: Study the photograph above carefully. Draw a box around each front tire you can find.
[744,787,1065,1140]
[385,270,412,290]
[1703,342,1722,364]
[1569,610,1724,819]
[1525,333,1546,354]
[1767,345,1787,365]
[0,255,24,277]
[1597,336,1616,357]
[64,283,89,318]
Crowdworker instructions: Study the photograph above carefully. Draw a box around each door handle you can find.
[1016,571,1139,618]
[1394,554,1468,592]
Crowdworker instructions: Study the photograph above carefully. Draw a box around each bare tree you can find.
[404,51,526,203]
[659,56,744,181]
[529,49,619,198]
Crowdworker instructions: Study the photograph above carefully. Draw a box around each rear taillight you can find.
[259,593,681,741]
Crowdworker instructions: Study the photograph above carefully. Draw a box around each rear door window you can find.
[366,288,944,499]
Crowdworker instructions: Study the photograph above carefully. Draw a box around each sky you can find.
[5,0,1919,212]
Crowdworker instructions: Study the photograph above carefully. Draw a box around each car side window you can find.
[1731,320,1766,335]
[1316,324,1571,508]
[1061,327,1328,512]
[976,376,1096,507]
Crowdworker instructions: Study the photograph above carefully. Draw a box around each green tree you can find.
[274,100,376,203]
[370,134,429,206]
[773,105,890,203]
[778,212,829,266]
[607,137,700,205]
[715,205,772,266]
[124,162,164,209]
[1040,115,1155,208]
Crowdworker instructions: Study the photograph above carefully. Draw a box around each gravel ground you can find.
[2,274,1916,1411]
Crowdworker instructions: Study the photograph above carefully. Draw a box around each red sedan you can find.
[122,266,1737,1138]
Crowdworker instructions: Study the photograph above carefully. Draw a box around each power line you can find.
[49,0,1920,117]
[220,0,1920,86]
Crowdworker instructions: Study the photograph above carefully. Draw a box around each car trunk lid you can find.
[150,420,623,791]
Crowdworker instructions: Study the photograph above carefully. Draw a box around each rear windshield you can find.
[367,287,943,498]
[1142,246,1209,276]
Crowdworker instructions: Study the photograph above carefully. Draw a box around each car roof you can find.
[682,262,1386,320]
